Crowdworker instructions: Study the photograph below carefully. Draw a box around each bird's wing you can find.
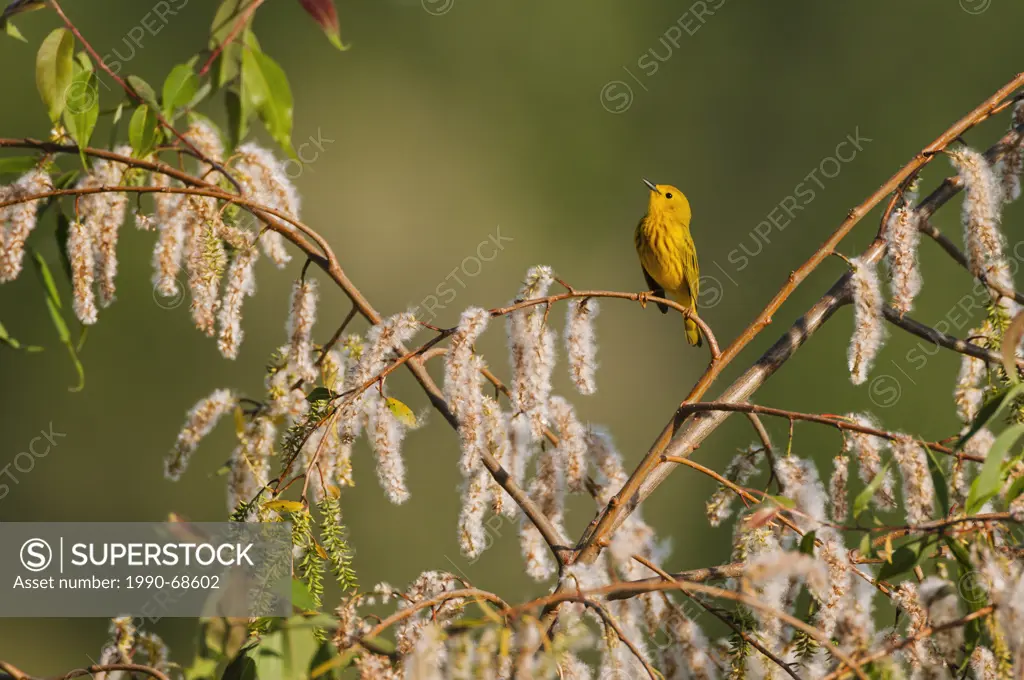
[683,244,700,311]
[641,264,669,314]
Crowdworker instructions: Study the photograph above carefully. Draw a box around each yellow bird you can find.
[634,178,702,347]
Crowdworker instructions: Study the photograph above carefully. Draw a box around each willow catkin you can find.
[68,218,99,325]
[955,330,988,423]
[847,256,886,385]
[891,436,936,526]
[480,396,513,517]
[565,298,599,394]
[548,396,587,493]
[232,143,297,268]
[950,148,1012,289]
[77,147,130,307]
[843,413,897,509]
[0,168,51,283]
[185,196,228,335]
[286,278,319,382]
[829,453,850,522]
[228,416,275,516]
[705,446,762,527]
[368,395,410,504]
[445,307,490,475]
[151,172,188,298]
[165,388,235,481]
[884,198,922,315]
[507,265,555,440]
[457,466,491,559]
[217,245,259,359]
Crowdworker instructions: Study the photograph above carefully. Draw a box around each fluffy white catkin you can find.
[565,298,599,394]
[848,256,886,385]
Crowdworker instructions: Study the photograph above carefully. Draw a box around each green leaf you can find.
[956,383,1024,451]
[0,156,41,177]
[35,27,75,123]
[858,533,873,560]
[221,653,257,680]
[125,74,161,111]
[128,104,160,158]
[210,0,251,88]
[3,20,25,41]
[309,642,354,679]
[162,63,199,119]
[291,577,319,612]
[1006,474,1024,503]
[942,535,973,571]
[924,445,950,517]
[63,65,99,161]
[877,542,923,582]
[966,422,1024,514]
[30,251,84,392]
[798,530,816,555]
[852,461,891,518]
[225,88,249,150]
[241,31,294,155]
[305,386,335,403]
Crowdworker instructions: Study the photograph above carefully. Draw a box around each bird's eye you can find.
[665,192,673,199]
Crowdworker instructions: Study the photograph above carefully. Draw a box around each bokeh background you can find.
[1,0,1023,671]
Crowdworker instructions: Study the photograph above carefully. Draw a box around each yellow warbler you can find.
[634,178,702,346]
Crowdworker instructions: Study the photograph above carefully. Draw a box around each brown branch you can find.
[490,289,721,359]
[575,72,1024,564]
[672,402,981,462]
[198,0,266,77]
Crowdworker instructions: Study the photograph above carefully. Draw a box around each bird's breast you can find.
[636,216,687,292]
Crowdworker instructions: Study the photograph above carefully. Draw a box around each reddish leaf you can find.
[297,0,347,50]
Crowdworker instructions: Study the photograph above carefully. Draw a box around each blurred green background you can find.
[2,0,1023,671]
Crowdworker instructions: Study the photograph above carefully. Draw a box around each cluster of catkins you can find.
[850,106,1024,387]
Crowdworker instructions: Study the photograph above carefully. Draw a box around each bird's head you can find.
[643,178,691,224]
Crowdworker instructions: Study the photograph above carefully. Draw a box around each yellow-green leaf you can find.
[162,63,199,119]
[35,27,74,122]
[263,499,305,513]
[241,31,294,155]
[128,104,160,158]
[386,397,417,427]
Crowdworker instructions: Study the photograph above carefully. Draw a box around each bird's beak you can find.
[642,178,660,194]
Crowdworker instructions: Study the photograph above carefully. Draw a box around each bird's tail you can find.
[685,317,702,347]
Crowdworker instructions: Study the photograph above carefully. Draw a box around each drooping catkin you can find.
[917,577,964,665]
[507,266,556,439]
[68,219,99,325]
[548,396,588,493]
[843,413,897,509]
[457,465,491,559]
[884,195,922,315]
[184,196,228,335]
[77,147,131,307]
[216,245,259,359]
[774,455,827,528]
[165,388,235,481]
[184,118,224,178]
[829,453,850,522]
[150,172,188,298]
[481,397,513,516]
[891,436,936,526]
[445,307,490,475]
[565,298,599,394]
[519,445,567,581]
[955,335,988,423]
[999,100,1024,204]
[848,256,886,385]
[368,395,410,504]
[950,147,1012,288]
[286,278,319,382]
[0,168,52,283]
[228,416,275,516]
[232,143,297,268]
[586,427,627,505]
